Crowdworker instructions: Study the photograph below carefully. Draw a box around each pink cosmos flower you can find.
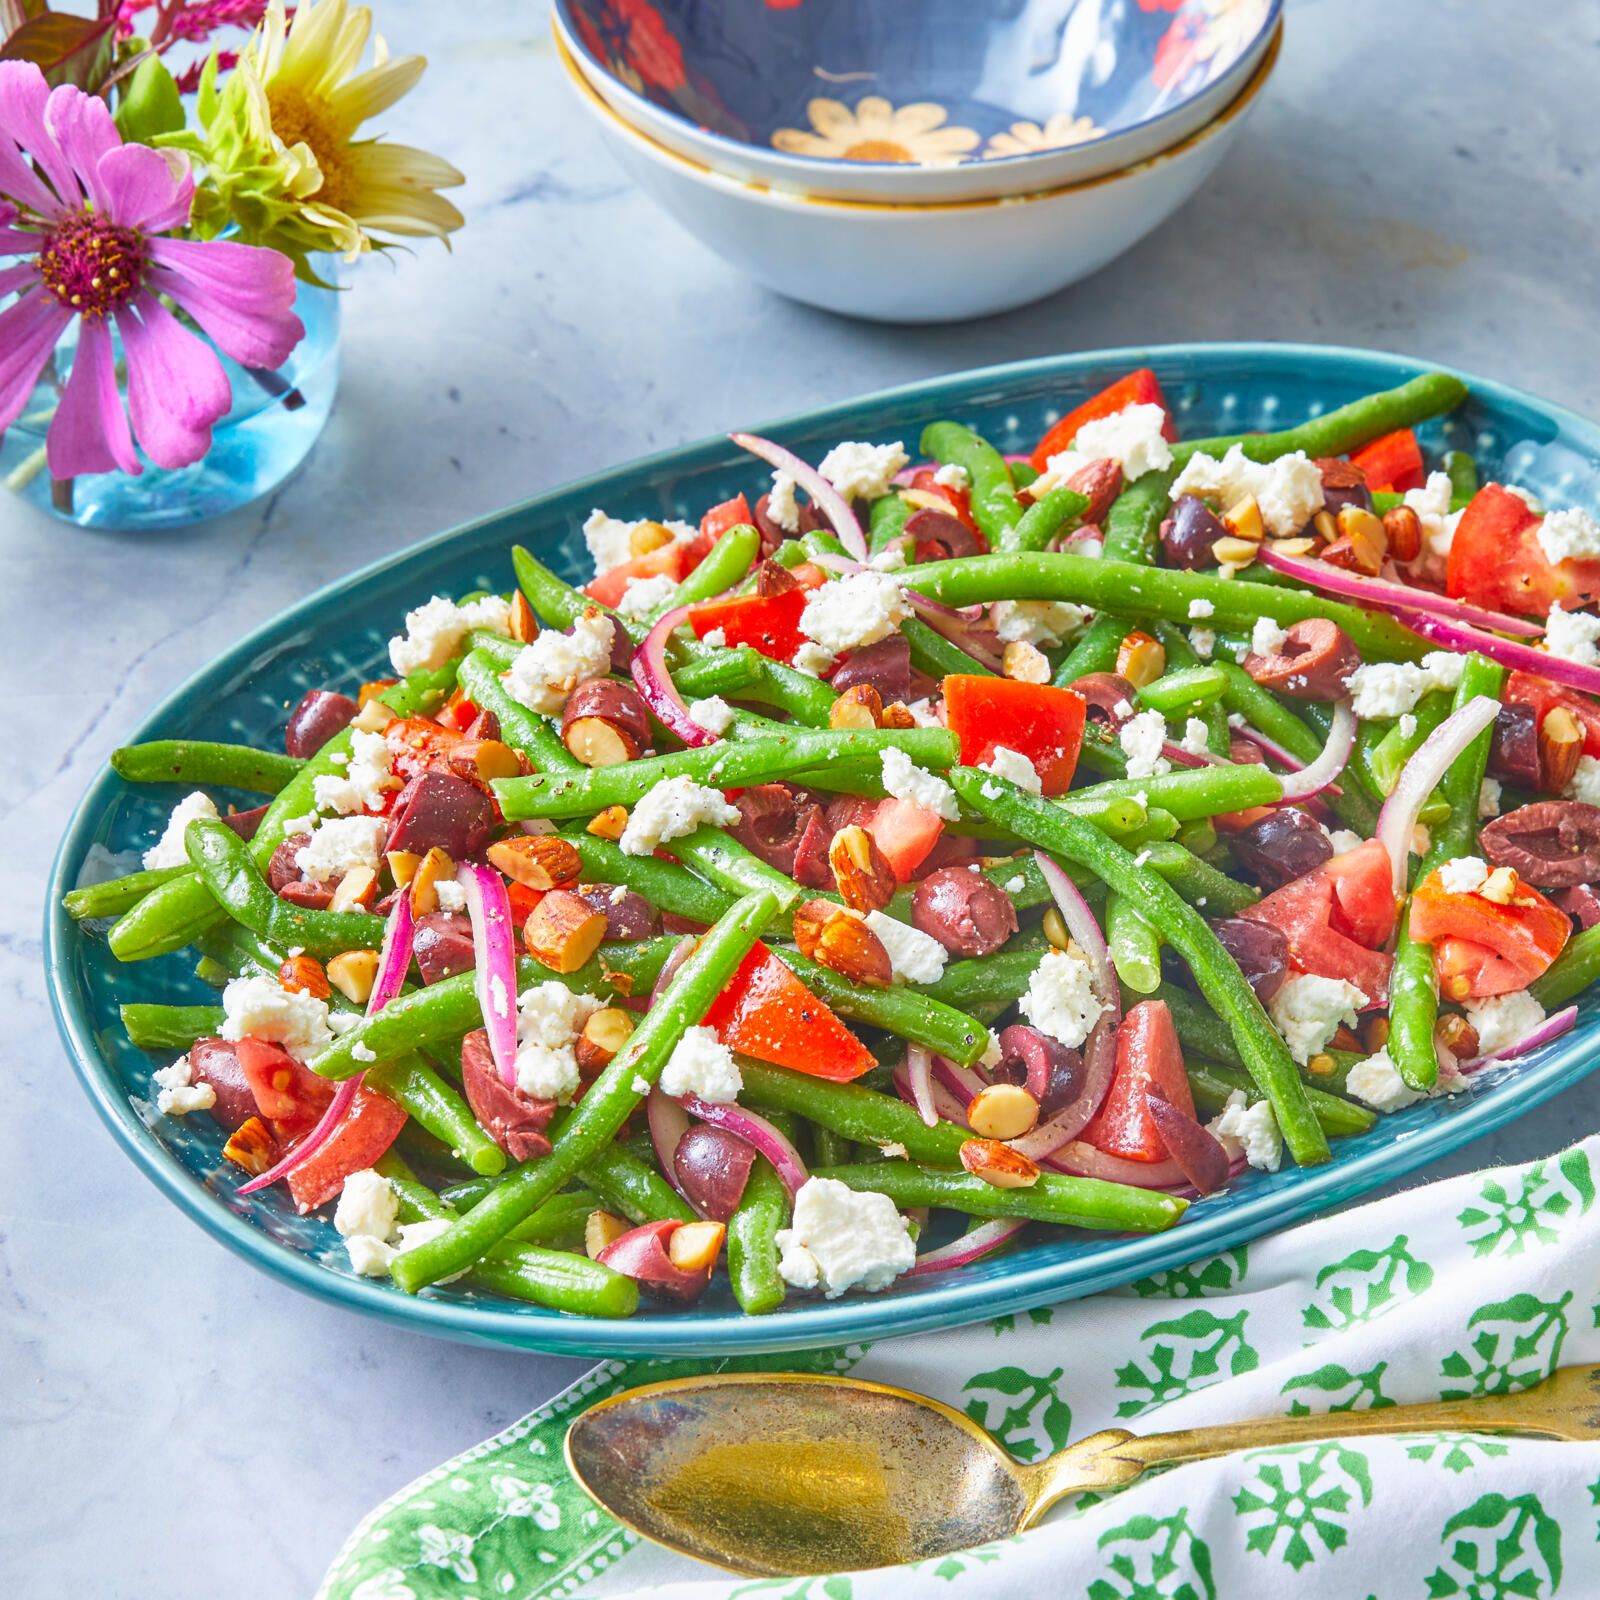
[0,61,303,477]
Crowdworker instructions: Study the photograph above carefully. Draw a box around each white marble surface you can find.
[8,1,1600,1592]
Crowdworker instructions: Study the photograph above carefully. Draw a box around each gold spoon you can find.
[565,1364,1600,1577]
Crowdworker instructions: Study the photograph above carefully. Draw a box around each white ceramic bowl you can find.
[555,20,1279,324]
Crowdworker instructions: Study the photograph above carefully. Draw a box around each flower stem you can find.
[246,365,306,411]
[51,475,75,515]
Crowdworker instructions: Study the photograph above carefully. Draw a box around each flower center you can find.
[842,138,913,163]
[37,213,146,319]
[267,85,351,212]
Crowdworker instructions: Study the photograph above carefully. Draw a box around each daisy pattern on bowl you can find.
[984,112,1105,160]
[772,95,979,165]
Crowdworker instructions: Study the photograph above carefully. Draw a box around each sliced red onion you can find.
[1044,1139,1188,1188]
[1008,1013,1116,1160]
[1161,740,1225,770]
[905,1045,937,1128]
[1255,544,1544,638]
[892,1061,970,1128]
[932,1056,987,1109]
[650,935,696,1007]
[1375,695,1502,894]
[1398,611,1600,698]
[632,603,717,749]
[730,432,868,561]
[457,862,522,1088]
[1461,1005,1577,1070]
[681,1095,810,1197]
[1276,698,1355,801]
[646,1087,693,1203]
[368,886,417,1015]
[1032,853,1114,1006]
[1232,724,1306,772]
[906,1218,1027,1278]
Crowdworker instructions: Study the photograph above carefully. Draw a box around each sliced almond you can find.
[968,1082,1040,1141]
[959,1138,1040,1189]
[523,889,608,973]
[1003,640,1050,684]
[408,848,456,916]
[1271,536,1317,557]
[1539,705,1582,792]
[386,849,421,888]
[277,953,330,1000]
[450,738,522,783]
[576,1006,636,1073]
[1311,509,1339,543]
[488,835,582,891]
[828,824,896,913]
[793,897,893,987]
[668,1220,726,1273]
[222,1116,278,1176]
[564,716,641,768]
[1221,494,1264,543]
[1116,630,1166,688]
[1436,1012,1479,1059]
[1479,865,1520,905]
[510,590,540,644]
[585,1208,629,1260]
[828,683,883,731]
[880,701,917,730]
[1383,504,1423,563]
[327,948,379,1004]
[587,805,630,841]
[1360,1014,1391,1054]
[329,865,378,914]
[1210,535,1260,569]
[353,698,397,733]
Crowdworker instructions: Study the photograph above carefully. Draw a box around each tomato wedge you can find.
[1446,483,1600,618]
[689,587,808,663]
[285,1084,409,1213]
[1030,368,1174,471]
[1323,839,1399,949]
[702,942,875,1081]
[584,543,691,609]
[1409,868,1569,1000]
[384,715,465,783]
[1506,671,1600,758]
[1349,427,1424,493]
[237,1036,335,1138]
[1080,1000,1192,1162]
[904,465,978,533]
[943,675,1087,796]
[1242,867,1393,1003]
[864,796,945,881]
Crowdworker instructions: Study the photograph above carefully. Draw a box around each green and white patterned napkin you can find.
[321,1136,1600,1600]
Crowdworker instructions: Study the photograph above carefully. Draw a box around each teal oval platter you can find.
[45,342,1600,1356]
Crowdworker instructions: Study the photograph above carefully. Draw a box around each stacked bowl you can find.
[552,0,1283,322]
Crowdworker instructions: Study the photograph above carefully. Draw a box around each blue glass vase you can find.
[1,260,340,530]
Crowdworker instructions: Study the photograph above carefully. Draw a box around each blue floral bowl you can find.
[554,0,1281,201]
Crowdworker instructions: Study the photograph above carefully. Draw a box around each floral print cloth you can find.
[321,1136,1600,1600]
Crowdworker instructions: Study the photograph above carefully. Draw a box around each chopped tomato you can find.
[943,675,1087,796]
[236,1036,335,1140]
[787,562,830,591]
[1446,483,1600,618]
[698,492,753,547]
[864,796,945,881]
[1506,671,1600,758]
[1080,1001,1192,1162]
[702,942,875,1081]
[285,1084,409,1213]
[1242,868,1393,1003]
[584,543,691,609]
[385,715,465,782]
[689,587,808,663]
[506,880,545,928]
[905,465,977,533]
[1323,839,1398,949]
[1029,368,1173,472]
[436,689,481,734]
[1349,428,1424,493]
[1409,868,1569,999]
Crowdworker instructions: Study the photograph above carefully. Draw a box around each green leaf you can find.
[0,11,116,91]
[114,53,185,144]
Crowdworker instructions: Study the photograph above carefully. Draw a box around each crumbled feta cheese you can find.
[631,1073,651,1096]
[880,747,959,820]
[687,696,736,736]
[799,571,909,654]
[152,1054,217,1116]
[1180,717,1210,757]
[702,627,728,649]
[1020,948,1105,1049]
[389,594,515,676]
[858,908,948,984]
[818,440,908,501]
[660,1025,743,1103]
[220,974,337,1062]
[619,775,741,856]
[1342,652,1466,720]
[345,1235,397,1277]
[1250,616,1288,657]
[767,471,801,533]
[774,1177,916,1297]
[434,878,467,913]
[294,815,387,884]
[513,981,601,1103]
[582,509,698,575]
[980,745,1043,795]
[1544,604,1600,668]
[1188,599,1214,620]
[878,1141,910,1160]
[869,546,908,572]
[1003,874,1026,894]
[1004,640,1050,683]
[1508,485,1543,511]
[1170,445,1325,539]
[1266,974,1366,1064]
[505,608,616,716]
[1398,713,1418,739]
[1479,778,1503,819]
[393,1219,471,1282]
[1327,828,1364,855]
[336,1169,399,1241]
[1537,505,1600,565]
[991,599,1091,647]
[1114,699,1134,719]
[1119,709,1172,779]
[312,728,398,816]
[1189,626,1216,659]
[792,641,835,677]
[616,572,678,621]
[350,1041,378,1063]
[142,790,220,870]
[1439,855,1490,896]
[1205,1090,1282,1172]
[1464,990,1546,1057]
[932,462,970,491]
[1346,1047,1423,1112]
[1399,473,1463,581]
[1034,404,1173,492]
[1569,755,1600,806]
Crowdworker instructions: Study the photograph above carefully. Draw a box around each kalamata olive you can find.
[1069,672,1140,727]
[1480,800,1600,887]
[993,1023,1083,1115]
[731,783,819,876]
[1555,883,1600,929]
[912,866,1020,957]
[791,806,836,889]
[285,689,359,759]
[461,1029,554,1161]
[1160,494,1227,569]
[413,911,478,983]
[754,492,834,551]
[577,883,659,941]
[673,1123,758,1222]
[385,771,497,859]
[1061,458,1124,525]
[597,1219,713,1302]
[607,623,635,676]
[1231,809,1334,890]
[1314,457,1373,517]
[1488,702,1543,789]
[1146,1085,1231,1195]
[562,677,652,748]
[755,558,800,595]
[1243,618,1362,701]
[267,832,313,891]
[905,507,982,562]
[278,879,335,909]
[464,705,501,742]
[1210,916,1290,1002]
[830,633,911,706]
[220,802,270,841]
[187,1037,259,1130]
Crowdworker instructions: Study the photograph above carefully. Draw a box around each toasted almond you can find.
[1329,1024,1363,1053]
[523,889,608,973]
[668,1219,726,1273]
[629,520,675,557]
[1271,536,1317,557]
[1312,509,1339,543]
[1539,705,1583,792]
[327,948,379,1004]
[1318,534,1381,577]
[793,897,893,987]
[585,1209,629,1260]
[880,701,917,730]
[357,677,399,708]
[1221,494,1264,543]
[959,1138,1040,1189]
[1436,1012,1480,1059]
[900,487,951,513]
[576,1006,636,1073]
[353,698,397,733]
[278,953,330,1000]
[968,1083,1040,1142]
[408,847,456,915]
[222,1116,278,1176]
[1335,504,1388,572]
[450,738,522,783]
[1479,865,1520,905]
[1360,1014,1391,1054]
[1383,504,1423,562]
[1116,630,1166,688]
[386,849,421,888]
[1210,535,1259,568]
[829,683,883,731]
[329,864,378,914]
[564,715,642,768]
[587,804,630,841]
[488,835,582,892]
[829,824,897,913]
[1042,907,1071,951]
[510,590,540,644]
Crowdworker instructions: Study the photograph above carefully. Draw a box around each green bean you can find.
[1107,891,1162,994]
[899,552,1428,665]
[1368,691,1452,794]
[121,1002,225,1050]
[920,421,1023,547]
[814,1162,1187,1232]
[467,1242,640,1317]
[1386,912,1440,1093]
[746,656,839,725]
[1154,622,1229,755]
[494,727,958,820]
[739,1063,968,1165]
[671,645,765,701]
[194,955,232,989]
[668,825,802,913]
[671,523,761,610]
[1137,841,1259,916]
[64,864,187,921]
[1011,460,1040,490]
[1531,922,1600,1009]
[375,1150,447,1221]
[184,818,385,958]
[194,919,287,978]
[365,1056,506,1177]
[954,768,1328,1166]
[1003,485,1090,554]
[456,649,578,773]
[920,949,1041,1010]
[902,614,994,680]
[727,1156,789,1315]
[439,1181,599,1247]
[513,543,630,636]
[1146,980,1244,1069]
[390,891,775,1294]
[1444,450,1479,502]
[111,740,304,795]
[1186,1059,1376,1139]
[395,1120,476,1177]
[812,1126,854,1167]
[580,1140,697,1225]
[778,950,992,1067]
[1137,665,1228,715]
[562,831,735,924]
[1066,763,1284,823]
[868,493,913,557]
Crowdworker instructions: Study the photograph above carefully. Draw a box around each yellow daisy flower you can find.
[772,96,979,166]
[984,113,1104,160]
